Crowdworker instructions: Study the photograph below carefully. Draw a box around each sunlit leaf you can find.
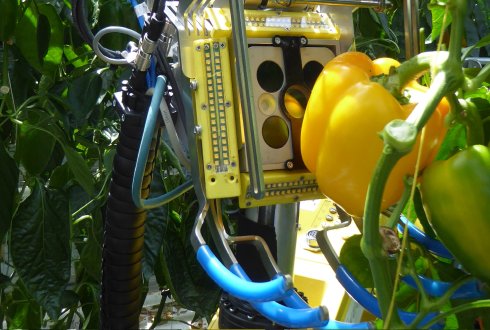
[435,122,466,160]
[14,2,64,74]
[427,4,452,42]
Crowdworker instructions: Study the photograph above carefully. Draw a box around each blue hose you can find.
[132,75,193,209]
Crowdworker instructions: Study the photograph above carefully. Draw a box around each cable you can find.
[155,47,189,134]
[132,75,193,209]
[159,96,191,170]
[72,0,124,60]
[93,26,141,65]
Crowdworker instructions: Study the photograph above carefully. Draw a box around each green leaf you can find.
[62,145,95,196]
[0,140,18,243]
[67,72,103,126]
[5,282,42,329]
[76,282,100,329]
[159,203,220,321]
[143,171,169,282]
[434,122,466,160]
[0,273,10,290]
[14,3,64,74]
[49,163,73,189]
[427,4,452,42]
[63,45,89,69]
[15,112,56,176]
[463,34,490,59]
[11,181,71,320]
[339,235,374,288]
[79,210,103,282]
[60,289,80,309]
[143,218,166,281]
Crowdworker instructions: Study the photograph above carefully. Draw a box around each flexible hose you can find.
[93,26,141,65]
[101,93,161,329]
[72,0,124,60]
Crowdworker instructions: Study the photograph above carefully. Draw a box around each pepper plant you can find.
[0,0,219,327]
[304,0,490,328]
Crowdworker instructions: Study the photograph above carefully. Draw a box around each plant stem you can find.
[385,177,413,229]
[383,52,449,93]
[362,1,469,326]
[406,72,450,130]
[465,64,490,91]
[150,289,171,329]
[447,94,484,146]
[361,148,405,327]
[421,300,490,329]
[2,43,8,87]
[1,42,12,115]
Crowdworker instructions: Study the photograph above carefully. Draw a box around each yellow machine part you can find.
[192,38,241,199]
[185,7,340,203]
[239,171,323,208]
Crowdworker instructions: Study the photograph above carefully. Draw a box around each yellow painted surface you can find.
[293,199,361,319]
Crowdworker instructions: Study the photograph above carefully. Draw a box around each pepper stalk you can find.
[360,0,468,327]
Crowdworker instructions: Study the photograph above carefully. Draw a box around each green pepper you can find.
[420,145,490,283]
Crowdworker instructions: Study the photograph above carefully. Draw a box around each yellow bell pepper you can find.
[301,52,448,217]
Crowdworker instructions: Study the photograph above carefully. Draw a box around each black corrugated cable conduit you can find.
[100,11,166,329]
[101,86,162,329]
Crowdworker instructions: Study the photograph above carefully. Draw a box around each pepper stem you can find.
[362,0,469,327]
[361,147,406,328]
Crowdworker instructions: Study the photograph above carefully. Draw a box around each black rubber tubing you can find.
[101,108,161,329]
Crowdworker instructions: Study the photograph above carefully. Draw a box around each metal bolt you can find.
[231,161,236,167]
[190,80,198,90]
[207,164,212,170]
[194,125,202,135]
[329,207,337,214]
[196,45,201,51]
[220,42,226,48]
[121,114,126,122]
[273,36,281,45]
[204,43,210,50]
[213,42,219,49]
[201,104,207,110]
[286,160,294,170]
[225,101,231,107]
[326,214,334,221]
[300,37,308,45]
